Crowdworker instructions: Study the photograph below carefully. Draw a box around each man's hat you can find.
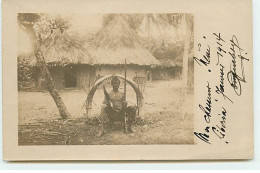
[111,76,120,84]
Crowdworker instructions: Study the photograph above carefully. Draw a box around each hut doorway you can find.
[64,66,77,88]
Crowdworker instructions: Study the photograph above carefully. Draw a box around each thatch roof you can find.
[25,31,96,66]
[151,40,185,68]
[91,15,159,66]
[157,58,176,67]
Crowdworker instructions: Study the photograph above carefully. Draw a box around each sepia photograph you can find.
[17,13,194,145]
[2,0,255,161]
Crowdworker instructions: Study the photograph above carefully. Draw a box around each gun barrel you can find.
[124,59,127,101]
[103,85,110,101]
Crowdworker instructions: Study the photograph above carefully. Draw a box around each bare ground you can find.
[18,79,194,145]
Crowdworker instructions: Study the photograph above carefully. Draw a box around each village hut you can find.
[151,41,183,80]
[18,31,97,90]
[18,15,160,91]
[151,59,182,80]
[90,15,159,82]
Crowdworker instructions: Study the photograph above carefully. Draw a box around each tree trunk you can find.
[36,51,70,119]
[26,25,71,120]
[180,14,192,120]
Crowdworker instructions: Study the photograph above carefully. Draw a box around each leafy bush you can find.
[17,58,36,89]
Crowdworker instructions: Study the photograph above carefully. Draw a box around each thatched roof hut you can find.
[24,31,96,66]
[18,31,98,90]
[91,15,159,66]
[151,40,185,68]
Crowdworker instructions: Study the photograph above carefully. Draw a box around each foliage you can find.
[18,13,71,48]
[17,57,36,89]
[33,14,71,43]
[17,13,41,26]
[101,13,193,59]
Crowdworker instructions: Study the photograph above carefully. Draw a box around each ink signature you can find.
[227,35,249,96]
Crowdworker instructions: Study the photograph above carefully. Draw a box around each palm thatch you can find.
[91,15,159,66]
[25,31,96,66]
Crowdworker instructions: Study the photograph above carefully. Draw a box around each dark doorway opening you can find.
[64,66,77,88]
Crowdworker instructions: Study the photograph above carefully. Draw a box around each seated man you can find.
[96,76,136,138]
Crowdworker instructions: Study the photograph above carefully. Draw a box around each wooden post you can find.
[180,14,192,120]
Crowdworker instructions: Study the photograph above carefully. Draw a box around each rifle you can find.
[123,59,128,133]
[103,85,111,105]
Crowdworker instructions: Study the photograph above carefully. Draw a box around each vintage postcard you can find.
[2,0,253,160]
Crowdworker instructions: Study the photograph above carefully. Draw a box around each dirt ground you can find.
[18,79,194,145]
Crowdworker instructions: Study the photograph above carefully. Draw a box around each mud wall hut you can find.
[18,15,161,91]
[19,31,97,91]
[151,41,183,80]
[151,58,182,80]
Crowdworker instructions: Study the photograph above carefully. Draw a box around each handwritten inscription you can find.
[227,35,249,96]
[194,33,249,145]
[199,82,212,123]
[215,64,233,103]
[194,45,211,66]
[194,131,211,144]
[212,107,227,140]
[213,33,226,65]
